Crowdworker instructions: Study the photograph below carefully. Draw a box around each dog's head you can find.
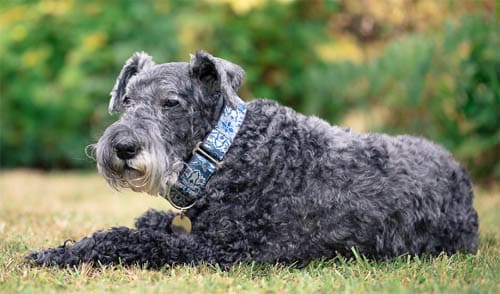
[94,51,244,195]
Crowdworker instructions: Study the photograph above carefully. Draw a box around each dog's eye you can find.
[122,96,131,106]
[162,99,180,108]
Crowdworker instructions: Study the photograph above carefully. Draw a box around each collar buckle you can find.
[192,142,224,169]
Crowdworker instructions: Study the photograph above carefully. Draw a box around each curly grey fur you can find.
[27,51,479,268]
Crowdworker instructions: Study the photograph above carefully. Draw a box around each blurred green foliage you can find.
[307,14,500,182]
[0,0,498,182]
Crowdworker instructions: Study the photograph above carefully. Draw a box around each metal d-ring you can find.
[164,187,196,211]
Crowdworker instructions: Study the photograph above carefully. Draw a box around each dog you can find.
[27,51,479,267]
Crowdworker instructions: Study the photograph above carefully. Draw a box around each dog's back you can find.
[214,99,479,262]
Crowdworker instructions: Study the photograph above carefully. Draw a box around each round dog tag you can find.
[171,214,192,235]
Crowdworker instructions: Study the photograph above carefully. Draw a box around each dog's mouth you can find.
[123,164,144,183]
[110,156,183,196]
[119,159,154,193]
[95,149,155,194]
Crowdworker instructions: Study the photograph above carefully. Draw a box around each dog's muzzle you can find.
[95,125,167,195]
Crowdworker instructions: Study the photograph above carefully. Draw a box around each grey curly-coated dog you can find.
[27,51,479,268]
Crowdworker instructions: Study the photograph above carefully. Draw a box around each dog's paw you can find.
[25,247,66,266]
[25,240,82,267]
[25,250,41,262]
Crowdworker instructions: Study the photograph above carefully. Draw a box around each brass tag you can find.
[171,214,192,235]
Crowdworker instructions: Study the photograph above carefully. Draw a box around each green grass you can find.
[0,170,499,293]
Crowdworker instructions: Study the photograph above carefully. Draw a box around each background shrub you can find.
[0,0,498,183]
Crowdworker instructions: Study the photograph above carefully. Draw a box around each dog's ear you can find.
[109,51,155,114]
[189,51,244,108]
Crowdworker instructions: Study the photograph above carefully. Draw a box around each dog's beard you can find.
[119,150,158,193]
[96,146,183,196]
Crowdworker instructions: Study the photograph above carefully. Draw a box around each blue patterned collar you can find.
[164,98,247,210]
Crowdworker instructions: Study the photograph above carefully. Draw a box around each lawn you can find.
[0,170,498,293]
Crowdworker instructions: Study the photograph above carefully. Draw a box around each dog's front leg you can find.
[134,209,177,231]
[26,226,214,268]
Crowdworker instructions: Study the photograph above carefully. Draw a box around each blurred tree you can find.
[0,0,180,169]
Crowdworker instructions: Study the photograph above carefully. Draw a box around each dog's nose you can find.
[114,142,139,160]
